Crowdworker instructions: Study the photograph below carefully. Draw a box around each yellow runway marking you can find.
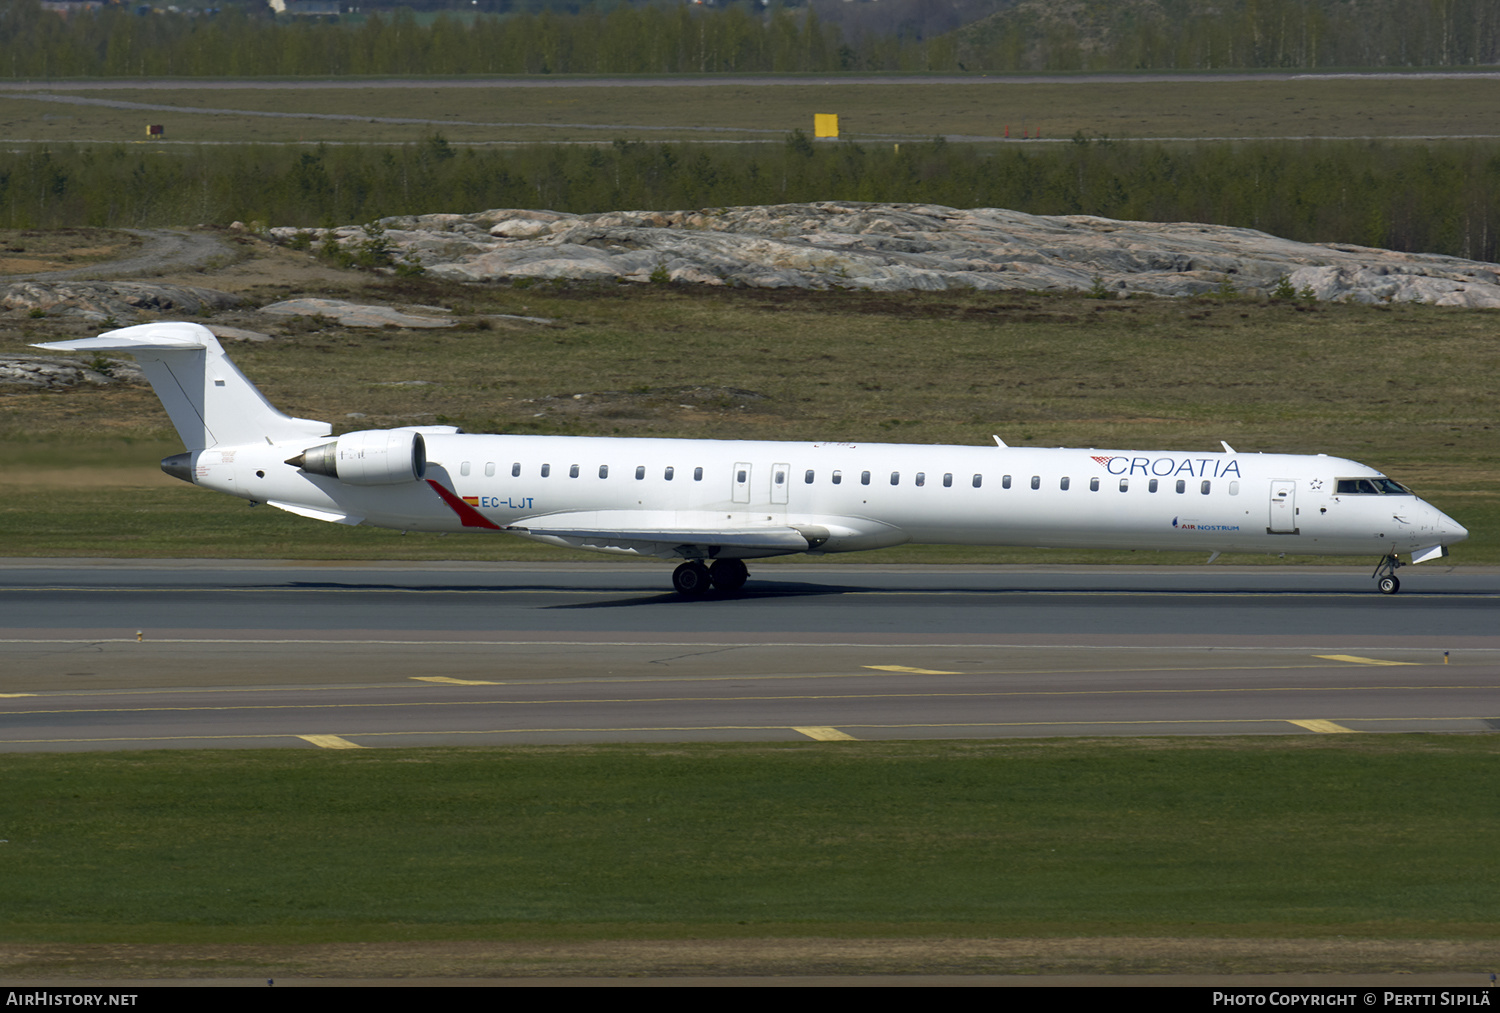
[1315,655,1420,666]
[412,676,503,686]
[9,684,1499,718]
[1288,719,1356,733]
[2,666,1496,704]
[793,726,857,741]
[865,665,962,675]
[297,734,364,749]
[6,715,1495,746]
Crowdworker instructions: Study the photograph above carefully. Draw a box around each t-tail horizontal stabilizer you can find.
[32,322,329,450]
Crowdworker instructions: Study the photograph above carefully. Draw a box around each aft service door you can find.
[1268,479,1298,534]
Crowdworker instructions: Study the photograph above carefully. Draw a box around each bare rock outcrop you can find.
[0,354,145,390]
[272,202,1500,305]
[260,298,457,329]
[1,281,243,322]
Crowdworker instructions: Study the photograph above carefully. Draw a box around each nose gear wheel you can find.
[1372,554,1404,595]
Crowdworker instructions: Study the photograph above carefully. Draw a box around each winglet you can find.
[993,435,1008,448]
[1221,441,1237,453]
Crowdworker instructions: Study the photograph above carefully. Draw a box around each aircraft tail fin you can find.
[33,322,329,450]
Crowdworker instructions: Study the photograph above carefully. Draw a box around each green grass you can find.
[5,76,1499,145]
[2,738,1497,943]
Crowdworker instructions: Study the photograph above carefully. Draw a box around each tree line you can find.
[1,0,1497,77]
[949,0,1500,73]
[3,136,1498,264]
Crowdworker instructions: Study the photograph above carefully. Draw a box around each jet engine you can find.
[286,430,426,486]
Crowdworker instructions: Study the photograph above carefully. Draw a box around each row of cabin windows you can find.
[455,461,1240,497]
[807,471,1240,494]
[807,471,985,487]
[1055,476,1241,495]
[460,462,706,481]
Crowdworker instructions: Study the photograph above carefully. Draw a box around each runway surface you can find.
[2,561,1497,752]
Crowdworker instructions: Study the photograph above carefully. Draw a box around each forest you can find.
[4,135,1498,263]
[1,0,1496,77]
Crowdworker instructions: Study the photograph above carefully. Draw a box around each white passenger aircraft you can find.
[37,322,1468,596]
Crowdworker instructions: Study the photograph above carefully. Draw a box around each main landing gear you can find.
[1372,553,1404,595]
[672,559,749,597]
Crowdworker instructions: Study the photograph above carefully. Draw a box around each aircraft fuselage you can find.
[186,434,1465,561]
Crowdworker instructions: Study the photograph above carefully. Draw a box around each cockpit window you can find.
[1336,478,1412,495]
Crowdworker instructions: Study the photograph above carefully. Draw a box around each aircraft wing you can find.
[424,484,836,557]
[507,521,821,556]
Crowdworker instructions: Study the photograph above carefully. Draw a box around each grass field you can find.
[2,77,1497,982]
[1,737,1496,975]
[4,75,1500,145]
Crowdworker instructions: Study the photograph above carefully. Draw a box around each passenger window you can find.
[1030,475,1040,490]
[1002,475,1011,489]
[832,470,842,485]
[1201,480,1211,494]
[1229,480,1239,495]
[541,464,551,478]
[635,466,645,480]
[1119,479,1129,492]
[460,462,471,476]
[511,462,520,478]
[1060,476,1070,491]
[973,474,983,489]
[1148,479,1157,493]
[1089,477,1099,492]
[861,471,871,485]
[915,472,925,487]
[599,465,609,479]
[805,470,814,484]
[943,473,953,488]
[890,472,900,485]
[569,464,579,478]
[694,467,703,481]
[1175,479,1185,493]
[484,462,495,477]
[665,466,674,481]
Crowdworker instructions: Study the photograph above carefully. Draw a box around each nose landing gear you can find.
[671,558,750,596]
[1372,553,1404,594]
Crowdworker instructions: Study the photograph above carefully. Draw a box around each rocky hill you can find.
[276,202,1500,308]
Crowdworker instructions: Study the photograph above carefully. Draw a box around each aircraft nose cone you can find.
[1436,508,1468,544]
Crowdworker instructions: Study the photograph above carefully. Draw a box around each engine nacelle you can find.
[286,429,426,486]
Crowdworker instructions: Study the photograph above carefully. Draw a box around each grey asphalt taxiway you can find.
[2,561,1497,752]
